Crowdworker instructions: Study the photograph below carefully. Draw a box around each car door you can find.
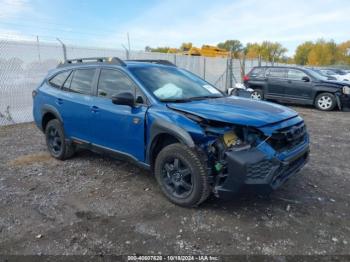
[265,68,288,98]
[285,69,313,102]
[90,68,148,161]
[58,68,97,142]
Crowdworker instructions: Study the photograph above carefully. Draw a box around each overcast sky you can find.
[0,0,349,55]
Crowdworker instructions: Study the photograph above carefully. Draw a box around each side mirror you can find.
[302,76,310,82]
[112,92,135,107]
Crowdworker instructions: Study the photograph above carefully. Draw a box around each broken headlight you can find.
[343,86,350,95]
[222,130,242,147]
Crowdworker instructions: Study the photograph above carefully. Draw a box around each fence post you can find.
[203,57,206,80]
[258,54,261,67]
[225,58,229,92]
[36,36,41,63]
[225,57,233,92]
[121,44,130,59]
[229,57,233,90]
[174,54,177,65]
[56,38,67,61]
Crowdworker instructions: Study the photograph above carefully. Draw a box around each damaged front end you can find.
[186,113,310,199]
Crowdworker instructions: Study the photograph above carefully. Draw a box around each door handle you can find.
[56,98,63,105]
[91,105,99,113]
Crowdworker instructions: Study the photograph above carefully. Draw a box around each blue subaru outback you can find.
[33,57,310,207]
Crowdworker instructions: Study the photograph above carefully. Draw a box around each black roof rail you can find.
[125,59,176,67]
[57,57,126,68]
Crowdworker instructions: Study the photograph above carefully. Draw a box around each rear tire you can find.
[315,92,336,111]
[45,119,75,160]
[251,89,263,100]
[154,143,211,207]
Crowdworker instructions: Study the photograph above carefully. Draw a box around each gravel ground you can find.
[0,106,349,256]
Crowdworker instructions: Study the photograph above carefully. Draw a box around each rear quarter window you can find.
[48,71,71,88]
[249,67,265,77]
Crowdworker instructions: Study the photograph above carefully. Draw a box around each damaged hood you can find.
[167,96,298,127]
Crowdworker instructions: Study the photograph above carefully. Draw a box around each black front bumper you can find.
[339,94,350,111]
[214,145,309,199]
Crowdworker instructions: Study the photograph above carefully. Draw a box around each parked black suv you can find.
[244,66,350,111]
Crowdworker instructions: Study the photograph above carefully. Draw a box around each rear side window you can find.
[267,68,287,78]
[97,69,136,98]
[49,71,71,88]
[287,69,308,80]
[249,67,265,77]
[70,69,95,95]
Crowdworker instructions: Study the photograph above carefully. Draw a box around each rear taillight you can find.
[243,75,249,81]
[32,90,37,98]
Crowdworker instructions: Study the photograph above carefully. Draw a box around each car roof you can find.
[253,66,304,69]
[49,58,176,77]
[124,61,175,68]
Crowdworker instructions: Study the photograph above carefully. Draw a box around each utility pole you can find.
[56,38,67,61]
[36,35,41,63]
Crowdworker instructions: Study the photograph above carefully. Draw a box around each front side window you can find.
[267,68,286,79]
[70,69,95,95]
[97,69,136,98]
[129,66,223,101]
[287,69,308,81]
[49,70,71,88]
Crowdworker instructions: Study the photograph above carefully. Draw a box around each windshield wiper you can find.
[160,98,192,103]
[187,95,223,100]
[160,95,223,103]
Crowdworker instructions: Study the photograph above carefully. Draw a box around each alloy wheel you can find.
[47,126,62,155]
[251,91,262,100]
[317,95,333,110]
[161,157,193,199]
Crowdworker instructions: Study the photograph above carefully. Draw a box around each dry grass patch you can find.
[8,152,53,167]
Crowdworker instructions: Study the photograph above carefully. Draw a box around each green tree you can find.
[180,42,193,51]
[294,41,314,65]
[245,41,287,64]
[336,40,350,65]
[217,40,243,58]
[307,39,337,66]
[260,41,288,63]
[144,46,171,53]
[246,43,263,59]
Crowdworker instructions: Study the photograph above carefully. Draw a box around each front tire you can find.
[315,92,336,111]
[154,143,211,207]
[251,89,263,100]
[45,119,75,160]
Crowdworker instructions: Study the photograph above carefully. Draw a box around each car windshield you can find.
[330,69,346,75]
[322,70,336,76]
[129,66,224,102]
[305,69,328,80]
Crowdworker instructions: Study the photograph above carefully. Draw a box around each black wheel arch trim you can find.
[41,104,63,130]
[146,119,195,164]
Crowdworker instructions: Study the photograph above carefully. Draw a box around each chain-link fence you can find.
[0,38,286,126]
